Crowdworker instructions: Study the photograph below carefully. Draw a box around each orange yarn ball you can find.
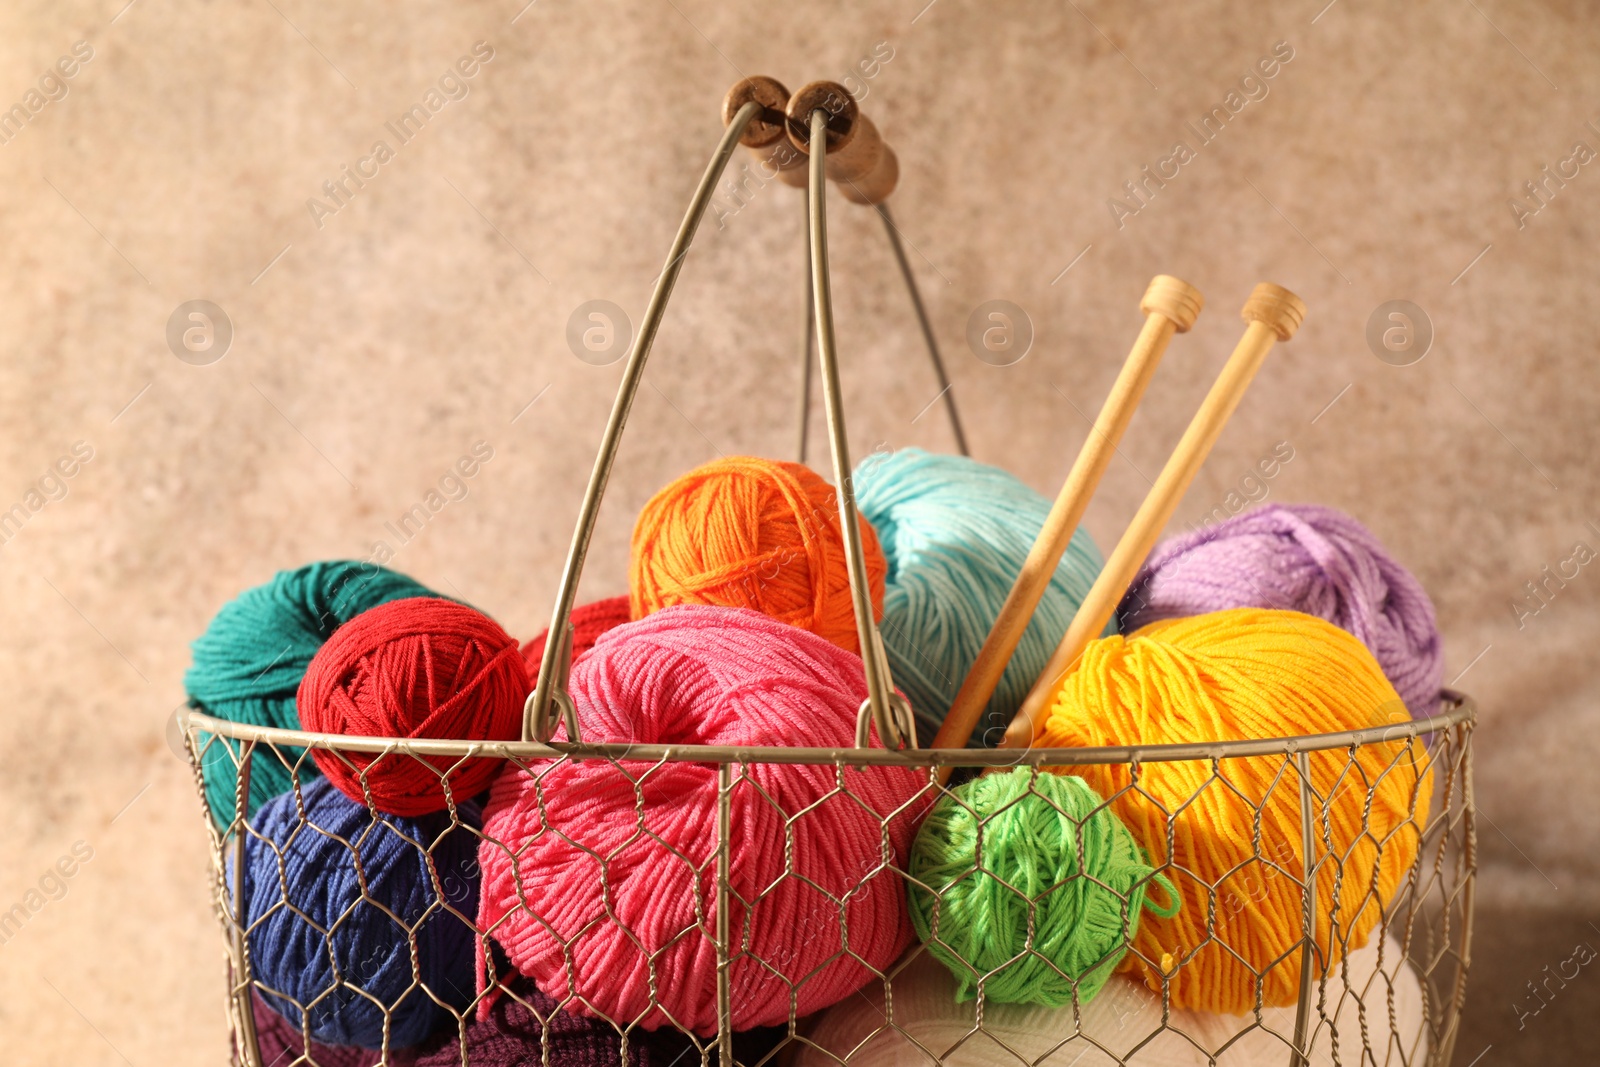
[629,456,887,654]
[1037,608,1432,1014]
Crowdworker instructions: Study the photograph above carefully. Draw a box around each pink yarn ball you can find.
[478,605,926,1035]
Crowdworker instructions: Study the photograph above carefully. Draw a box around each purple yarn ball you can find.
[1119,503,1443,716]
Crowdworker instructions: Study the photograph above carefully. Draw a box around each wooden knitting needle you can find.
[1000,282,1307,750]
[929,276,1204,763]
[786,81,900,205]
[722,76,809,187]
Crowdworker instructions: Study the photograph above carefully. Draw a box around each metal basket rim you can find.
[180,689,1473,769]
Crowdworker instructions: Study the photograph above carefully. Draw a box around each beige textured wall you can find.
[0,0,1593,1062]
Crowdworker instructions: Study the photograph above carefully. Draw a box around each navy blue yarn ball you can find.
[241,776,483,1050]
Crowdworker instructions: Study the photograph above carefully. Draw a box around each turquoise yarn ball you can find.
[852,449,1110,745]
[184,561,439,827]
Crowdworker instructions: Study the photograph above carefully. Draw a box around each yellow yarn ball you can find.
[1037,607,1432,1014]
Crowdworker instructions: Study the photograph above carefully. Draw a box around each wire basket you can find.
[177,85,1476,1067]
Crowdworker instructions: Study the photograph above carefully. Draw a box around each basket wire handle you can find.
[875,201,968,456]
[524,101,763,743]
[772,77,967,463]
[794,201,968,462]
[794,197,815,463]
[806,105,915,752]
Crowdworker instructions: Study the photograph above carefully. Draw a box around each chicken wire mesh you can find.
[178,691,1473,1067]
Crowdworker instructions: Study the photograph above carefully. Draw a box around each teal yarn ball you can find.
[852,449,1110,745]
[185,561,440,826]
[907,767,1178,1007]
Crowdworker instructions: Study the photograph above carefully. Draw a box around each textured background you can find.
[0,0,1594,1063]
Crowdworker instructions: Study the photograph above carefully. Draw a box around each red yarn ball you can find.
[299,597,530,815]
[519,595,632,678]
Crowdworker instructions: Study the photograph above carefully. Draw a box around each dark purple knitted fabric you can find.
[251,974,788,1065]
[409,978,788,1066]
[410,983,639,1066]
[250,989,394,1067]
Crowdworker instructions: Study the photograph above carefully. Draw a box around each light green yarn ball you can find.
[908,767,1177,1007]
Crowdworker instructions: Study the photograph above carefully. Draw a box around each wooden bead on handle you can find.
[755,139,810,188]
[822,114,883,182]
[722,77,810,187]
[838,145,898,205]
[786,81,900,205]
[722,75,791,148]
[785,80,859,154]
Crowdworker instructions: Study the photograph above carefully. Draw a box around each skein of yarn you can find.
[478,605,926,1035]
[629,455,887,653]
[1118,503,1444,716]
[852,449,1109,745]
[242,777,481,1050]
[794,933,1427,1066]
[298,597,530,816]
[1037,608,1433,1014]
[518,594,633,677]
[186,561,440,826]
[908,767,1176,1006]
